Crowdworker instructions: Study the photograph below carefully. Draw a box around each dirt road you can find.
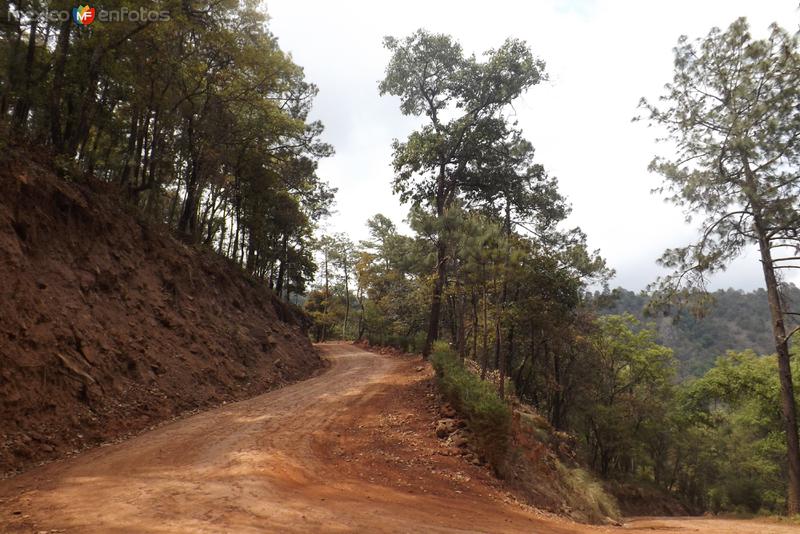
[1,344,798,533]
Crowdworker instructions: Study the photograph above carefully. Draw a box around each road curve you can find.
[0,344,553,533]
[1,344,799,534]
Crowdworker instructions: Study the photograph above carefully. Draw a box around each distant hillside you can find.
[597,286,800,376]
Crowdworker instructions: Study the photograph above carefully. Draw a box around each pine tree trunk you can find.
[11,11,36,130]
[357,287,366,341]
[422,167,448,359]
[321,249,330,343]
[743,153,800,514]
[496,200,513,397]
[49,18,72,151]
[756,222,800,514]
[342,258,350,339]
[481,274,489,380]
[275,233,289,298]
[120,109,139,186]
[471,289,478,360]
[456,286,466,360]
[423,239,446,359]
[178,166,199,239]
[496,308,504,398]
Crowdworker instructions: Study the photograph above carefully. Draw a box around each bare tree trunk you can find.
[422,167,448,359]
[497,200,512,398]
[481,272,489,380]
[321,247,330,342]
[342,254,350,339]
[275,233,289,299]
[743,154,800,514]
[119,109,139,186]
[756,222,800,514]
[178,159,199,239]
[547,341,565,430]
[356,286,366,341]
[423,239,446,359]
[496,307,504,398]
[12,6,37,130]
[49,17,72,151]
[494,273,504,398]
[457,294,466,360]
[0,2,23,117]
[471,288,479,361]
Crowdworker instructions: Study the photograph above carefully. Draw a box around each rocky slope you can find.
[0,146,322,476]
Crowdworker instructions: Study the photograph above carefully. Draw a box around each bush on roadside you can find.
[558,463,621,523]
[430,341,511,468]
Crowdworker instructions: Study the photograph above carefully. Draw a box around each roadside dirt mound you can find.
[355,341,618,524]
[500,406,621,524]
[0,146,322,476]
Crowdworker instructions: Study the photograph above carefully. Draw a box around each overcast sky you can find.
[265,0,800,291]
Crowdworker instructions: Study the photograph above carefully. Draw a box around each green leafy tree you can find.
[1,1,334,295]
[579,315,676,478]
[678,351,798,512]
[380,30,545,358]
[329,233,357,338]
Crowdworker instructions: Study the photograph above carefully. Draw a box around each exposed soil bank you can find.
[0,148,321,476]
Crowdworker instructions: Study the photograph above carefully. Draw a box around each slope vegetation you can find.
[0,147,321,475]
[599,287,800,376]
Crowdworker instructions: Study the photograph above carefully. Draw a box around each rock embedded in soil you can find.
[435,418,458,438]
[440,403,457,418]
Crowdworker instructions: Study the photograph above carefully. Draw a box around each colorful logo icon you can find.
[72,5,96,26]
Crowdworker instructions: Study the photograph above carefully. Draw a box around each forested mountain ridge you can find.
[597,286,800,376]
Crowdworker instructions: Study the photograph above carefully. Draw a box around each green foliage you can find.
[1,1,335,296]
[640,17,800,512]
[365,332,426,353]
[672,350,794,513]
[574,315,676,478]
[557,464,621,523]
[639,18,800,294]
[300,20,800,519]
[596,287,800,377]
[430,342,511,467]
[381,29,556,358]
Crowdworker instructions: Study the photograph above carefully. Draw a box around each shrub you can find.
[430,341,511,468]
[409,332,427,353]
[557,463,621,523]
[365,332,425,353]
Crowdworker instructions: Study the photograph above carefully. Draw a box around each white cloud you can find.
[265,0,800,290]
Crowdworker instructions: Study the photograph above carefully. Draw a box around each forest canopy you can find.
[1,0,335,294]
[305,21,800,516]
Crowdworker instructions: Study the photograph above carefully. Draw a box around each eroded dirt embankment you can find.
[0,344,565,533]
[0,148,321,476]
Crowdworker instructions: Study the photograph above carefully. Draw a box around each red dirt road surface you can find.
[1,344,798,533]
